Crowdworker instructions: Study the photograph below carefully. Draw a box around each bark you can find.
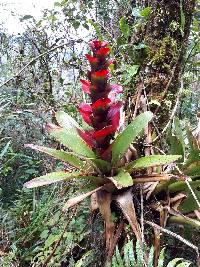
[129,0,196,128]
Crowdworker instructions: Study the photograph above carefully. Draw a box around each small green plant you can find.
[109,240,191,267]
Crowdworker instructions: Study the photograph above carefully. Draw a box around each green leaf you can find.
[184,161,200,176]
[157,248,165,267]
[88,19,103,40]
[147,246,154,267]
[25,144,85,169]
[23,171,101,188]
[176,262,191,267]
[179,190,200,214]
[74,250,94,267]
[112,111,153,165]
[184,127,200,166]
[174,118,185,152]
[55,111,82,131]
[180,0,185,36]
[125,155,181,173]
[167,258,182,267]
[0,140,11,159]
[91,159,111,173]
[168,180,200,194]
[168,135,184,163]
[123,65,139,85]
[44,234,60,249]
[49,126,96,158]
[109,170,133,189]
[119,17,130,39]
[140,7,151,17]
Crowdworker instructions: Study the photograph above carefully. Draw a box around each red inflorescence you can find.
[79,40,123,160]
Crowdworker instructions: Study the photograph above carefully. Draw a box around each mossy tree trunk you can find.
[129,0,196,128]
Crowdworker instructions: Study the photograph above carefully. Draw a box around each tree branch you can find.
[0,40,81,89]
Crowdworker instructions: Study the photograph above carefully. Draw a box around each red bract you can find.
[96,47,110,56]
[91,98,111,110]
[77,129,94,148]
[85,54,99,64]
[92,69,109,78]
[79,103,92,125]
[80,79,91,94]
[78,40,123,161]
[89,40,108,51]
[108,102,123,130]
[93,125,115,140]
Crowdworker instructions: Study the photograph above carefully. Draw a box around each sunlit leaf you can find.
[24,171,102,188]
[125,155,181,173]
[49,126,96,158]
[25,144,85,169]
[119,17,130,39]
[55,110,82,131]
[168,180,200,193]
[111,111,153,165]
[109,170,133,189]
[179,190,200,214]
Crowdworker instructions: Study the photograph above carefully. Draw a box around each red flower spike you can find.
[96,47,110,56]
[92,69,109,78]
[93,125,115,140]
[78,40,123,161]
[89,40,108,51]
[79,103,92,125]
[80,79,91,94]
[85,54,99,64]
[91,98,111,110]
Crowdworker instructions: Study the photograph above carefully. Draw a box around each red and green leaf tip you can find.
[79,40,123,160]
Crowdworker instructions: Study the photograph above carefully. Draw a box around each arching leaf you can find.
[111,111,153,165]
[48,126,96,158]
[125,155,181,173]
[109,170,133,189]
[25,144,85,169]
[55,110,82,130]
[24,171,103,188]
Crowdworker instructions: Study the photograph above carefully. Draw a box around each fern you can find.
[108,240,191,267]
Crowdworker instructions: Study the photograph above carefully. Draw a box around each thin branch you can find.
[42,208,76,267]
[175,166,200,209]
[0,40,81,88]
[146,220,199,256]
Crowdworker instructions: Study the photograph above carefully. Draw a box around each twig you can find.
[42,208,76,267]
[140,188,147,267]
[146,220,199,256]
[0,40,81,88]
[175,166,200,209]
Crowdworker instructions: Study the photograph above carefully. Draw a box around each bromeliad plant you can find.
[24,40,198,264]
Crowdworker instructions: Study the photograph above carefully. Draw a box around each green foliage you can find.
[108,240,191,267]
[111,111,153,165]
[124,155,181,173]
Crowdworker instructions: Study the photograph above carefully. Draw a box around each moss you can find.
[147,36,178,71]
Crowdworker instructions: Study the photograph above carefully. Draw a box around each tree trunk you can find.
[129,0,196,128]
